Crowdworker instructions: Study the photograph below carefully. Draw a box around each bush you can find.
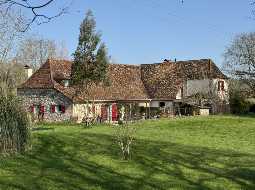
[0,95,31,154]
[230,93,250,114]
[115,124,136,160]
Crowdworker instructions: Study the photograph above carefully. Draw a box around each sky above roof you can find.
[30,0,255,67]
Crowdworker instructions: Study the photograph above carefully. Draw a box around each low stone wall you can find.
[17,88,73,122]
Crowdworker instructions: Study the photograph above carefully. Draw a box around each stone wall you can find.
[17,88,73,122]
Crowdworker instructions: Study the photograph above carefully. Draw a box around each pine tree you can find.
[71,10,109,87]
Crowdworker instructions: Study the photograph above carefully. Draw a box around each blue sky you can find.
[30,0,255,67]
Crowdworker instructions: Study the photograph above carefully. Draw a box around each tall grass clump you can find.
[0,95,31,154]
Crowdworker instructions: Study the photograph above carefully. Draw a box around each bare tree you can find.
[0,61,26,95]
[55,40,69,60]
[15,36,70,69]
[0,8,26,62]
[0,8,27,94]
[0,0,72,31]
[223,32,255,94]
[15,36,57,69]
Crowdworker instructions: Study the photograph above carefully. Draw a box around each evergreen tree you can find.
[71,10,109,87]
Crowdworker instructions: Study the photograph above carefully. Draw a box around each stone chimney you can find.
[24,65,33,79]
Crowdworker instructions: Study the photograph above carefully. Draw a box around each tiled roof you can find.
[19,59,227,102]
[19,60,149,102]
[175,59,227,80]
[20,59,54,89]
[50,59,72,80]
[77,64,149,101]
[141,59,227,99]
[141,61,182,99]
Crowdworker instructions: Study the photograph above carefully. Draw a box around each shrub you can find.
[115,124,136,160]
[0,95,31,154]
[230,93,250,114]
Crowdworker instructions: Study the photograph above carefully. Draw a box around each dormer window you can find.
[63,80,70,88]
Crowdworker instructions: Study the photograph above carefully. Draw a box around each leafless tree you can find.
[0,8,26,62]
[0,8,27,94]
[0,61,26,95]
[55,40,69,60]
[15,36,69,69]
[223,32,255,94]
[0,0,72,32]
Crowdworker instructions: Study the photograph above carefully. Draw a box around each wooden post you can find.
[148,102,151,119]
[129,103,132,121]
[145,102,148,119]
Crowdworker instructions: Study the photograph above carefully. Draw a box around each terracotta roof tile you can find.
[141,59,227,99]
[19,59,54,89]
[50,59,72,80]
[19,58,227,102]
[77,64,149,101]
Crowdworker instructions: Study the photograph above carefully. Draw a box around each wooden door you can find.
[112,104,118,121]
[101,105,108,121]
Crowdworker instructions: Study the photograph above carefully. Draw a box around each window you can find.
[57,105,62,113]
[63,80,70,88]
[30,105,45,114]
[56,105,65,114]
[159,102,166,108]
[218,81,225,91]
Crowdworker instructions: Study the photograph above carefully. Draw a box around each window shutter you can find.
[61,105,66,113]
[40,105,45,113]
[30,105,34,113]
[51,105,56,113]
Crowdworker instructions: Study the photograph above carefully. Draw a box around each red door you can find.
[101,105,108,121]
[112,104,118,121]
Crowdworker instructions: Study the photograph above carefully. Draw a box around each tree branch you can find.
[0,0,70,32]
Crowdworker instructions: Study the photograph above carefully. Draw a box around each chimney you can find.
[24,65,33,79]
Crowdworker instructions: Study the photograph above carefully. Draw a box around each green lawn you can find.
[0,116,255,190]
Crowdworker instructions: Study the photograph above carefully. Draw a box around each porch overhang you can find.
[74,99,152,104]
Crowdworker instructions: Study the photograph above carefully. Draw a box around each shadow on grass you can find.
[32,127,54,131]
[0,132,254,190]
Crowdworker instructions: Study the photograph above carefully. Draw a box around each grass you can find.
[0,115,255,190]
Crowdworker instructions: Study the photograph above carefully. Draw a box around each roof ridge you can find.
[109,63,140,67]
[48,58,72,62]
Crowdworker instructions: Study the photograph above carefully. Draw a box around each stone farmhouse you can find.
[17,59,229,122]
